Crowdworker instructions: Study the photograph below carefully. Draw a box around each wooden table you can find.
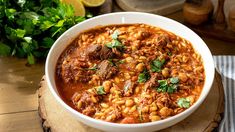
[0,10,234,132]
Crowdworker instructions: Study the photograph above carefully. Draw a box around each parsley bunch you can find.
[0,0,89,64]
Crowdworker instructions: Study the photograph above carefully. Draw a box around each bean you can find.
[150,115,161,122]
[159,107,172,117]
[187,95,195,104]
[179,73,188,82]
[91,96,97,103]
[124,73,131,79]
[123,107,130,113]
[135,86,140,94]
[77,101,83,109]
[101,103,109,108]
[114,77,120,83]
[129,105,137,113]
[150,106,158,112]
[135,63,145,72]
[103,81,112,93]
[116,100,125,105]
[142,106,149,113]
[126,57,134,63]
[125,99,134,107]
[162,68,169,78]
[131,76,138,82]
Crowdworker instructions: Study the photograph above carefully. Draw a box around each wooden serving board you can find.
[115,0,184,15]
[38,71,224,132]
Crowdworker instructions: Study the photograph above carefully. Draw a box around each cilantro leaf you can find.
[88,64,97,71]
[156,78,178,94]
[112,30,119,39]
[138,69,150,83]
[170,77,179,84]
[97,86,106,95]
[177,98,191,108]
[106,30,124,50]
[150,59,165,72]
[106,39,123,49]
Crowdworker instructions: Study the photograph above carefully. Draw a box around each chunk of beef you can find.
[61,58,94,83]
[156,93,172,108]
[85,44,113,60]
[144,73,161,89]
[157,34,171,46]
[137,31,151,40]
[99,46,114,60]
[123,80,137,97]
[96,60,118,80]
[85,44,102,59]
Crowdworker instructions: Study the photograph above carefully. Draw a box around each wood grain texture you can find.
[0,111,43,132]
[0,57,44,114]
[38,72,224,132]
[115,0,184,15]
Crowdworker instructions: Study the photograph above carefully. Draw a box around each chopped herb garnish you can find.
[170,77,179,84]
[106,30,124,50]
[156,77,179,94]
[108,59,115,66]
[97,86,106,95]
[117,59,125,64]
[177,98,191,108]
[124,81,131,92]
[150,59,165,72]
[88,64,97,70]
[111,30,119,39]
[106,39,123,49]
[167,52,172,56]
[138,69,150,83]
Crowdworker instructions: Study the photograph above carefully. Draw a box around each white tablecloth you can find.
[213,56,235,132]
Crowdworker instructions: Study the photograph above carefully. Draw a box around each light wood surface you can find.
[0,9,234,132]
[38,72,223,132]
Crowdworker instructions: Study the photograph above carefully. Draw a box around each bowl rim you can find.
[45,12,215,128]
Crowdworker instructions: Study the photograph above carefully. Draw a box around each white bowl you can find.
[45,12,214,132]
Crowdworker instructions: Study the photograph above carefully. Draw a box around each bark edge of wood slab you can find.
[38,71,224,132]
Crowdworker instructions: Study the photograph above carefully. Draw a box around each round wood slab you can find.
[38,71,224,132]
[115,0,184,15]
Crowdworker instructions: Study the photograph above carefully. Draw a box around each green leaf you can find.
[24,37,32,43]
[88,64,97,70]
[5,8,16,20]
[158,80,167,86]
[112,30,119,39]
[150,59,165,72]
[156,79,177,93]
[97,86,106,95]
[21,42,31,53]
[27,53,35,65]
[86,11,93,18]
[17,0,26,7]
[177,98,190,108]
[170,77,179,84]
[55,20,64,27]
[167,52,172,56]
[42,37,54,48]
[16,29,26,38]
[138,69,150,83]
[0,42,11,56]
[40,21,55,31]
[167,84,177,93]
[106,40,123,49]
